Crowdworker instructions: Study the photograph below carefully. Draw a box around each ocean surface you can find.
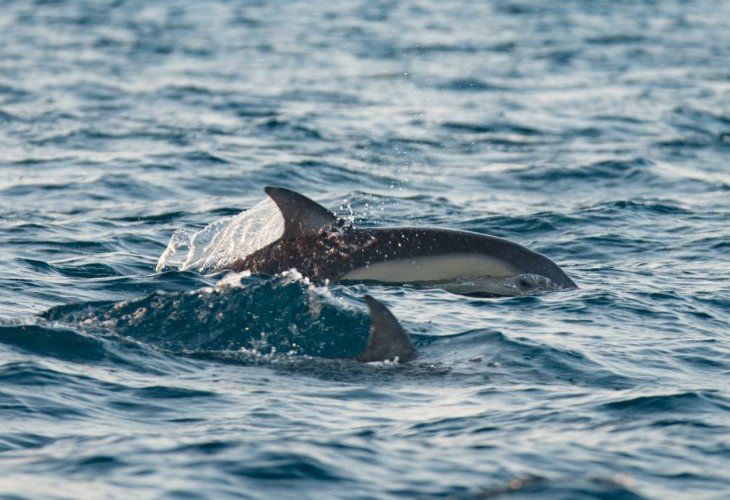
[2,0,730,498]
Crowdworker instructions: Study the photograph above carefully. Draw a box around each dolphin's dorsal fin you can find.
[356,295,418,363]
[265,186,340,240]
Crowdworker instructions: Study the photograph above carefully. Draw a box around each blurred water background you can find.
[1,0,729,498]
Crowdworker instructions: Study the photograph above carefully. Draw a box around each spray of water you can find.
[156,199,284,272]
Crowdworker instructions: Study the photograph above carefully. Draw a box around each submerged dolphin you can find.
[358,295,417,363]
[223,187,576,296]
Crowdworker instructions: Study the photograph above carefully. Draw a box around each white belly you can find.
[340,254,516,283]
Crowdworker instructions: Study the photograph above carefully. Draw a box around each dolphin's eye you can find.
[518,277,530,288]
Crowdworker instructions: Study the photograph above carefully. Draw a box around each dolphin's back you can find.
[224,187,576,293]
[230,226,575,289]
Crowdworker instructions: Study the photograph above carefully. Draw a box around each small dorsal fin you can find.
[356,295,418,363]
[265,186,339,240]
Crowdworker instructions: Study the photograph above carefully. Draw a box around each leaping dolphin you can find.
[222,187,577,296]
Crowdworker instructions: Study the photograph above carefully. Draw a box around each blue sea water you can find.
[1,0,730,497]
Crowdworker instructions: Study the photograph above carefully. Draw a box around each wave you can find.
[41,274,373,360]
[0,323,109,363]
[599,390,730,414]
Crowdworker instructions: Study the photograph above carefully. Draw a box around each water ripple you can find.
[2,0,730,497]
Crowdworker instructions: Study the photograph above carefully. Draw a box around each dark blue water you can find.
[2,0,730,497]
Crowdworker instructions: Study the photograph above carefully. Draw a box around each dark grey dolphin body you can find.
[224,187,576,296]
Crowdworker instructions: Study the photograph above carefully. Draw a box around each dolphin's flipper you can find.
[265,186,340,240]
[356,295,418,363]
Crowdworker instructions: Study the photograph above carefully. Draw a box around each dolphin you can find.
[222,187,577,296]
[358,295,417,363]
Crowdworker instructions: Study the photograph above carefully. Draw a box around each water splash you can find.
[156,199,283,272]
